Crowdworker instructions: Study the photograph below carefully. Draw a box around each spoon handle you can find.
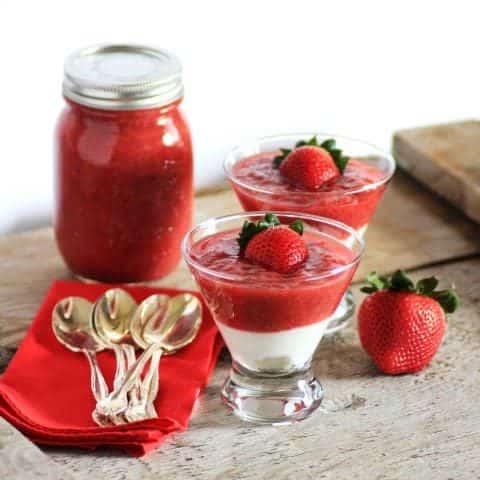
[123,349,162,422]
[123,344,141,404]
[145,350,162,418]
[110,343,159,403]
[84,350,108,402]
[112,345,126,391]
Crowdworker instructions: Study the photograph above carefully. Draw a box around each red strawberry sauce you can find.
[54,100,193,282]
[230,153,387,230]
[189,230,357,332]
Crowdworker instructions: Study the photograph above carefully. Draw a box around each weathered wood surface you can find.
[44,259,480,479]
[0,172,480,478]
[1,171,479,349]
[0,417,77,479]
[393,120,480,223]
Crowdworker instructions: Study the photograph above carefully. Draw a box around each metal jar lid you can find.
[63,44,184,110]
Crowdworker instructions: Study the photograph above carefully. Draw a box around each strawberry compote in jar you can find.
[55,45,193,282]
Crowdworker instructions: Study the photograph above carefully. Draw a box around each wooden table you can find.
[1,171,480,479]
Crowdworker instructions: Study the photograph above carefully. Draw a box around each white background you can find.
[0,0,478,234]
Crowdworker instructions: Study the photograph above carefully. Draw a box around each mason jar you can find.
[54,44,193,282]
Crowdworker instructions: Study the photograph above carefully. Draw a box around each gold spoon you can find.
[92,289,138,390]
[95,294,202,420]
[127,294,170,420]
[92,289,139,425]
[51,297,110,426]
[125,294,187,421]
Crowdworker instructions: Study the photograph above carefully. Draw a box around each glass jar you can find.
[54,45,193,282]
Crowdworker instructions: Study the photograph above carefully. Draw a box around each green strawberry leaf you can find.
[320,138,350,174]
[333,154,349,174]
[390,270,415,292]
[295,136,319,148]
[237,221,259,250]
[360,286,378,294]
[361,270,460,314]
[272,136,350,173]
[364,271,390,292]
[431,288,460,314]
[273,148,292,168]
[264,213,280,226]
[416,276,439,295]
[289,219,304,236]
[237,213,303,250]
[320,138,336,151]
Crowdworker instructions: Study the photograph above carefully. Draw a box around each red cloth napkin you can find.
[0,280,223,456]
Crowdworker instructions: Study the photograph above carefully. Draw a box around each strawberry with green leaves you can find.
[237,213,307,274]
[358,270,459,375]
[273,137,349,191]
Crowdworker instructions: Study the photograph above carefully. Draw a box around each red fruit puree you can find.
[190,229,357,333]
[231,153,387,230]
[54,100,193,282]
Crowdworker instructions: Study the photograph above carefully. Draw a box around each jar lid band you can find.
[63,44,183,110]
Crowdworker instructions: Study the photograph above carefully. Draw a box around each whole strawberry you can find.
[273,137,349,191]
[358,270,459,375]
[237,213,307,273]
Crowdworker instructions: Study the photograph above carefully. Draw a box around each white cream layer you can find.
[216,321,329,372]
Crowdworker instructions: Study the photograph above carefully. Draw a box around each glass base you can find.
[325,289,355,335]
[221,363,323,424]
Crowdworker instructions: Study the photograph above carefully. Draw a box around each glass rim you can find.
[224,131,396,197]
[181,211,365,283]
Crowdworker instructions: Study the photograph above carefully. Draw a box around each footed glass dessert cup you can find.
[224,133,395,331]
[182,212,364,424]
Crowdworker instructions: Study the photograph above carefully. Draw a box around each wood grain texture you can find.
[0,172,479,350]
[42,259,480,480]
[0,417,77,479]
[0,347,15,373]
[393,120,480,223]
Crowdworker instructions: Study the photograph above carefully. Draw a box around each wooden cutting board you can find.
[393,120,480,223]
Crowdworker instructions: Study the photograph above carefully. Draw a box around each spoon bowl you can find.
[52,296,109,425]
[156,294,203,353]
[130,294,171,350]
[131,294,201,353]
[93,289,137,346]
[52,297,104,352]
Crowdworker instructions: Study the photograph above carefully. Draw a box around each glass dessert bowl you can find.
[224,133,395,330]
[182,212,364,424]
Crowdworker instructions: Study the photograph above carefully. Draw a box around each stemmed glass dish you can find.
[224,133,395,331]
[182,212,364,424]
